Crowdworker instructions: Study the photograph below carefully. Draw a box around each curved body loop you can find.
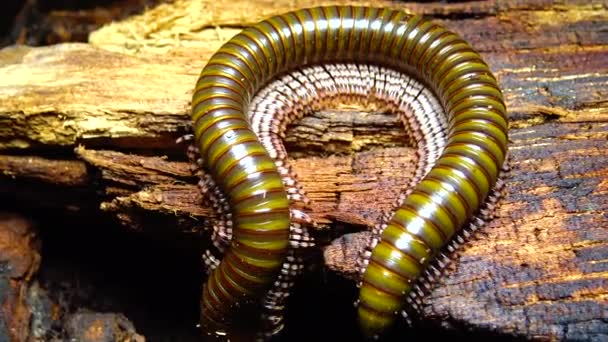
[191,5,508,338]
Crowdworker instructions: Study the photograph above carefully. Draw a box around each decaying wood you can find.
[0,0,607,340]
[0,213,40,341]
[0,211,148,341]
[5,0,162,47]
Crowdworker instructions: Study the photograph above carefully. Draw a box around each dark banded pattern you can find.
[190,5,508,339]
[248,63,446,339]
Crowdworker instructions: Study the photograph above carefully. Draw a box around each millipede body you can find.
[190,5,508,340]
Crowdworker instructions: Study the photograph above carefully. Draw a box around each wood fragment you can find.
[0,0,606,340]
[0,213,41,341]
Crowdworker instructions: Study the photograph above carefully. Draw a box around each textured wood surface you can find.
[0,213,40,341]
[0,0,607,340]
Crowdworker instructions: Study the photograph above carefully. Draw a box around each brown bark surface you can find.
[0,213,41,341]
[0,0,607,340]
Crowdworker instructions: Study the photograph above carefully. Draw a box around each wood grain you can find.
[0,0,606,340]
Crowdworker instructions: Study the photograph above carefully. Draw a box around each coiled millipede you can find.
[187,5,508,340]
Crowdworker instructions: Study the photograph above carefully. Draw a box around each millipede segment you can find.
[190,5,508,340]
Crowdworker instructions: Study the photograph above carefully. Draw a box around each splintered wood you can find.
[0,0,606,340]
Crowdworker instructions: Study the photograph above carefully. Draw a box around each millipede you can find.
[188,5,508,340]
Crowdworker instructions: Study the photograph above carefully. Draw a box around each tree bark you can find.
[0,0,607,340]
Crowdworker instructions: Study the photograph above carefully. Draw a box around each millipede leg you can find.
[401,161,510,323]
[178,129,232,273]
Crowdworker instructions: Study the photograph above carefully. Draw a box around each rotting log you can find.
[0,213,145,341]
[0,0,607,340]
[0,213,41,341]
